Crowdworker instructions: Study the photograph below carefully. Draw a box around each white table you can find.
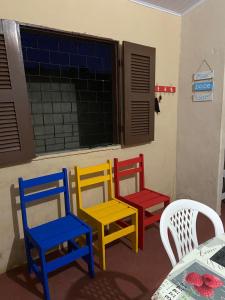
[152,233,225,300]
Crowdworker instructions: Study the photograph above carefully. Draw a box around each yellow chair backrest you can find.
[75,160,114,210]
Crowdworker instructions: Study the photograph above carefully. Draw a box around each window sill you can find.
[33,145,121,161]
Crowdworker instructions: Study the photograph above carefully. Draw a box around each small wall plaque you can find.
[193,63,214,102]
[193,70,214,81]
[193,92,213,102]
[192,81,214,92]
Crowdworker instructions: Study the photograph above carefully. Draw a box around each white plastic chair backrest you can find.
[160,199,224,267]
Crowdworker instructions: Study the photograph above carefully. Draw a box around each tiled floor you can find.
[1,202,225,300]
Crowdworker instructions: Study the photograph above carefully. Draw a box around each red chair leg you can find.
[164,200,170,208]
[138,209,145,250]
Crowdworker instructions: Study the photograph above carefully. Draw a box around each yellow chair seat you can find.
[84,199,136,225]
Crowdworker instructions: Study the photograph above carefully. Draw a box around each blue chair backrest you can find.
[19,168,71,230]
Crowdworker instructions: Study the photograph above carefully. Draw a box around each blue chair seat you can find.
[29,214,89,251]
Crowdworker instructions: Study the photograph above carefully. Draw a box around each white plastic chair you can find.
[160,199,224,267]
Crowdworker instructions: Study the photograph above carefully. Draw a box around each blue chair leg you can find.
[67,240,73,253]
[39,250,50,300]
[86,231,95,278]
[24,236,32,274]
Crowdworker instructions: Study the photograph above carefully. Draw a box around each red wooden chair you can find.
[114,154,170,249]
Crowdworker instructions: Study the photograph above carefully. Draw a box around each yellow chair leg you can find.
[131,212,138,253]
[98,224,106,270]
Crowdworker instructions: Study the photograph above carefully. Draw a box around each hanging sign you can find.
[192,65,214,102]
[192,81,214,92]
[193,92,213,102]
[193,70,214,81]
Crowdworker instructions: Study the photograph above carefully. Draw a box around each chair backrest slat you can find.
[78,163,110,176]
[116,156,142,168]
[19,168,71,229]
[117,167,142,178]
[23,186,65,203]
[22,172,64,189]
[79,175,111,188]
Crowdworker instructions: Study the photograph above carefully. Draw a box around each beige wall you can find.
[176,0,225,212]
[0,0,181,273]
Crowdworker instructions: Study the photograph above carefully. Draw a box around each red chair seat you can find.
[124,189,170,209]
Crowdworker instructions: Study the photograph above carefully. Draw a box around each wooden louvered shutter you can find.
[0,20,34,167]
[122,41,155,146]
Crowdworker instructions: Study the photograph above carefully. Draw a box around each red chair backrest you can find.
[114,154,145,197]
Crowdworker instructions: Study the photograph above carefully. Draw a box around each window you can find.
[20,27,116,154]
[0,19,155,167]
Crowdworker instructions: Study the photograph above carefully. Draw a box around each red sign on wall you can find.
[155,85,176,93]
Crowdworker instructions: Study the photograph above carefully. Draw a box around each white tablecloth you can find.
[152,234,225,300]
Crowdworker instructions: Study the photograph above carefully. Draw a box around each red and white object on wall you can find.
[155,85,176,93]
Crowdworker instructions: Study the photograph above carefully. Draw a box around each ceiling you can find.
[130,0,206,15]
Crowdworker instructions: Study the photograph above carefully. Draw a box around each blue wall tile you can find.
[37,34,59,51]
[59,39,78,53]
[87,57,102,72]
[78,40,95,56]
[21,31,38,48]
[40,63,60,77]
[50,52,69,65]
[70,54,87,67]
[27,48,50,63]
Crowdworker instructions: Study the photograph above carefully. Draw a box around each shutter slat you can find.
[131,82,150,86]
[0,126,19,133]
[0,85,12,89]
[131,65,150,72]
[0,113,16,117]
[0,146,20,153]
[131,89,149,92]
[0,77,11,82]
[0,140,20,146]
[0,72,10,77]
[0,115,17,120]
[0,134,19,140]
[131,76,150,81]
[131,68,150,73]
[131,61,150,67]
[0,119,18,125]
[0,123,19,129]
[0,131,19,138]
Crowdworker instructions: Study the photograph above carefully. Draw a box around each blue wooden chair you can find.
[18,168,94,300]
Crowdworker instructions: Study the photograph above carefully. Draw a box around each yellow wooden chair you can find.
[74,160,138,270]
